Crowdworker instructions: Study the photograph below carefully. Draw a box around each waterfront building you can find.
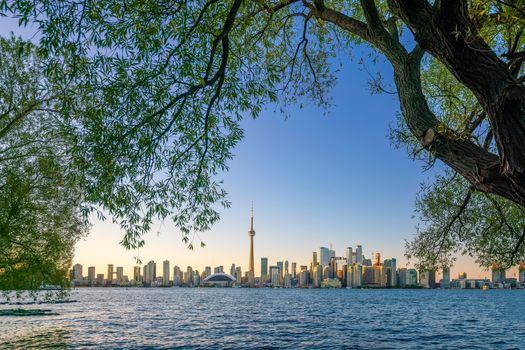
[363,258,372,266]
[277,261,284,281]
[356,245,363,265]
[214,266,224,274]
[133,266,141,282]
[248,206,256,287]
[458,272,467,279]
[163,260,170,286]
[291,262,297,279]
[419,270,436,288]
[143,265,148,285]
[116,266,124,284]
[313,265,323,287]
[491,264,506,284]
[192,271,200,286]
[96,274,104,285]
[284,260,289,275]
[352,264,363,287]
[519,263,525,283]
[230,264,236,278]
[322,266,330,280]
[284,273,292,288]
[398,268,418,287]
[235,266,242,284]
[345,247,353,265]
[319,247,330,267]
[441,267,451,289]
[107,264,114,283]
[173,266,182,286]
[73,264,83,282]
[88,266,96,284]
[205,266,212,278]
[186,266,193,286]
[373,253,381,266]
[269,266,281,287]
[312,251,318,269]
[299,270,309,287]
[261,257,268,283]
[203,273,236,287]
[147,261,156,284]
[383,259,397,287]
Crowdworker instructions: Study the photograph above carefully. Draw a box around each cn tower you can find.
[248,205,255,282]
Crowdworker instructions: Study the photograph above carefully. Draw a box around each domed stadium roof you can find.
[203,273,236,282]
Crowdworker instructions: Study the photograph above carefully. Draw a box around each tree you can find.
[0,36,89,290]
[3,0,524,268]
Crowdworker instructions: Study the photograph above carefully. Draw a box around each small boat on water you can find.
[482,284,489,291]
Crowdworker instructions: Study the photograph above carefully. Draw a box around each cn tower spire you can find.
[248,203,255,286]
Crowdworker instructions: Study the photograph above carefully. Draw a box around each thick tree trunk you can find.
[389,0,525,197]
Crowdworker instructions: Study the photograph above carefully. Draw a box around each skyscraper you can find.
[284,260,289,275]
[173,266,182,286]
[116,266,124,283]
[230,263,236,277]
[163,260,170,286]
[107,264,114,283]
[319,247,330,267]
[356,245,363,265]
[73,264,83,282]
[133,266,141,282]
[261,257,268,282]
[441,267,451,289]
[88,266,96,284]
[205,266,212,278]
[345,247,353,264]
[248,206,256,286]
[291,262,297,279]
[312,252,318,267]
[277,261,284,280]
[147,260,156,284]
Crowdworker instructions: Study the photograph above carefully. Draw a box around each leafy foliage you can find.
[0,36,88,290]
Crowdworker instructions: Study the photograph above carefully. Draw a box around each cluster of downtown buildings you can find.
[72,246,525,290]
[72,211,525,290]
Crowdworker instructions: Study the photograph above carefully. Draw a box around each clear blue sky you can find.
[1,16,505,280]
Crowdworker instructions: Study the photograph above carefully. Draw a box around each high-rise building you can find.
[352,264,362,287]
[260,257,268,282]
[230,264,236,277]
[419,270,436,288]
[248,206,256,286]
[384,259,397,287]
[88,266,95,284]
[441,267,451,288]
[96,274,104,285]
[186,266,193,286]
[214,266,224,273]
[107,264,114,283]
[116,266,124,283]
[345,247,353,265]
[163,260,170,286]
[173,266,182,286]
[133,266,141,282]
[491,264,506,284]
[205,266,212,278]
[147,260,156,284]
[143,265,148,284]
[284,260,289,275]
[291,262,297,279]
[235,266,242,284]
[356,245,363,265]
[299,270,309,287]
[73,264,83,282]
[269,266,280,287]
[313,265,323,287]
[277,261,284,281]
[284,273,292,288]
[373,252,381,266]
[312,252,318,267]
[319,247,330,267]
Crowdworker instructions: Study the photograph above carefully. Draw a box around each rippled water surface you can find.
[1,288,524,349]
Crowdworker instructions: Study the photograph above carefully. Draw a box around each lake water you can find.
[1,288,524,349]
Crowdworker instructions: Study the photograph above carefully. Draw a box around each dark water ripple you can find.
[0,288,524,349]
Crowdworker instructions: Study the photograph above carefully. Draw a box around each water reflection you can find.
[2,327,68,349]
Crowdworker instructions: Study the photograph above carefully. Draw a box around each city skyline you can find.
[75,210,522,282]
